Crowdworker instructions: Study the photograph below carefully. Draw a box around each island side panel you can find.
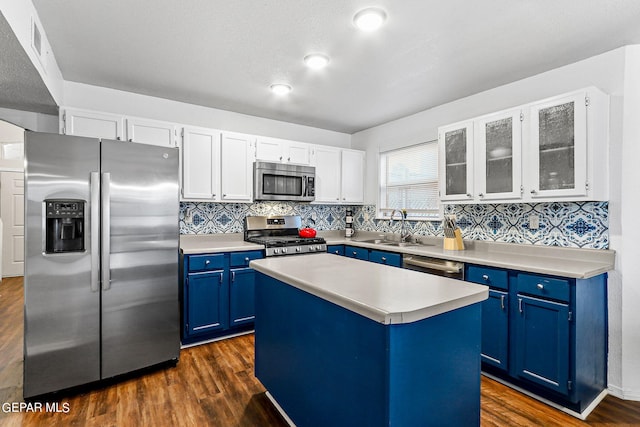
[255,273,389,427]
[387,304,482,426]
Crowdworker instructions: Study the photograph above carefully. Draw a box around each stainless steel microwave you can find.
[254,161,315,202]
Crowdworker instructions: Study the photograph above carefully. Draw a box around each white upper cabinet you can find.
[220,132,255,202]
[126,117,177,147]
[438,121,474,202]
[438,87,609,204]
[311,146,341,203]
[340,149,365,204]
[62,108,124,140]
[256,136,311,165]
[181,126,221,200]
[310,146,365,204]
[475,109,522,201]
[525,88,608,201]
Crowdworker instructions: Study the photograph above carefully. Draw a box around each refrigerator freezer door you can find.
[23,132,101,398]
[100,140,180,378]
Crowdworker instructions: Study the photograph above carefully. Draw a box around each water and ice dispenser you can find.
[45,199,85,253]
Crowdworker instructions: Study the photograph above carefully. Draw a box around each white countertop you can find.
[180,233,263,254]
[250,253,488,325]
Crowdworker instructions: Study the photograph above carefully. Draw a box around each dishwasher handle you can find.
[403,257,463,274]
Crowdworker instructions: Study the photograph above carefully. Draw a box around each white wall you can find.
[352,46,638,400]
[63,82,352,148]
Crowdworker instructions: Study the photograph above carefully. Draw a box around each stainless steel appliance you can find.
[254,161,315,202]
[244,215,326,257]
[402,255,464,279]
[23,131,180,399]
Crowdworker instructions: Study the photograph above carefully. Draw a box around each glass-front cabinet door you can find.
[475,109,522,201]
[439,121,474,202]
[528,92,587,198]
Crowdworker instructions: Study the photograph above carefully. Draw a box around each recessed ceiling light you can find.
[353,7,387,32]
[304,53,330,70]
[270,83,292,95]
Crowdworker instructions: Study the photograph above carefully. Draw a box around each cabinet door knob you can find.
[466,193,472,198]
[381,257,387,262]
[279,156,283,161]
[478,193,484,198]
[205,260,210,265]
[482,274,489,281]
[212,193,216,197]
[352,251,357,255]
[334,250,339,254]
[128,138,133,142]
[537,283,544,290]
[287,157,290,162]
[223,194,227,197]
[245,257,250,262]
[531,189,537,194]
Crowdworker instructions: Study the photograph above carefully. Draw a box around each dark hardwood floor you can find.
[2,276,640,426]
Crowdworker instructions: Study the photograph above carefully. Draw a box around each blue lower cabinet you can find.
[182,250,263,345]
[230,268,256,327]
[515,294,570,395]
[345,245,369,260]
[186,271,228,336]
[368,250,402,267]
[327,245,345,256]
[481,289,509,371]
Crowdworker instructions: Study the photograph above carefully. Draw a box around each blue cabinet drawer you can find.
[345,246,369,260]
[230,250,263,268]
[369,250,402,267]
[467,265,508,290]
[189,254,226,272]
[517,273,570,302]
[327,245,345,256]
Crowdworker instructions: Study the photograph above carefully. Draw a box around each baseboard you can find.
[482,372,608,420]
[180,329,254,349]
[608,384,640,401]
[265,391,296,427]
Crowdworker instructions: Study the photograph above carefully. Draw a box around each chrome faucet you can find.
[389,209,411,243]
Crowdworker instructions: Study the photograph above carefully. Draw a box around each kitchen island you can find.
[250,253,489,427]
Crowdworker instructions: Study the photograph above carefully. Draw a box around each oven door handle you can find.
[302,175,307,197]
[403,257,463,274]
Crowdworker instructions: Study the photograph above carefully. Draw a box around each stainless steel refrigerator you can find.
[23,131,180,398]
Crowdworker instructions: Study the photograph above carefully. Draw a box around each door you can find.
[63,108,124,140]
[187,271,228,335]
[23,132,101,398]
[182,127,221,200]
[1,171,24,277]
[126,117,177,147]
[515,294,570,395]
[100,140,179,379]
[341,149,365,203]
[229,268,256,327]
[528,92,587,198]
[481,290,509,370]
[311,146,341,203]
[439,121,474,201]
[221,132,254,202]
[475,109,523,201]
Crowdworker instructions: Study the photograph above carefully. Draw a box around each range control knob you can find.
[296,247,301,252]
[273,249,280,255]
[282,248,288,253]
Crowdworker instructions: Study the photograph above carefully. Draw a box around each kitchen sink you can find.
[355,239,433,247]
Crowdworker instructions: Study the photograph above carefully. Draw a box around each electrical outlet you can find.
[529,214,540,230]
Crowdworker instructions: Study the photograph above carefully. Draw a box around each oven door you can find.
[254,162,315,201]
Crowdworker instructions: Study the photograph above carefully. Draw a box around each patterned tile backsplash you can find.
[180,201,608,249]
[352,202,609,249]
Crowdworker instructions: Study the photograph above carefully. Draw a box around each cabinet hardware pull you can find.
[223,194,227,197]
[531,189,537,194]
[381,257,387,262]
[287,157,290,161]
[335,250,339,254]
[128,138,133,142]
[482,274,489,281]
[205,260,210,265]
[466,193,472,197]
[232,271,236,282]
[353,252,357,255]
[245,257,250,263]
[279,156,282,161]
[479,193,484,197]
[537,283,544,290]
[500,295,505,310]
[518,298,523,313]
[219,274,223,284]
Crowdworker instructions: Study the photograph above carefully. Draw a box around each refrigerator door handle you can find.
[101,172,111,291]
[90,172,100,292]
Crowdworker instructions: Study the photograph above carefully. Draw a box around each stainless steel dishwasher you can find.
[402,255,464,280]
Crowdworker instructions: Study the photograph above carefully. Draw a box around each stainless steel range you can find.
[244,215,327,257]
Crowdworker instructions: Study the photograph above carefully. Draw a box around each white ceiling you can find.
[30,0,640,134]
